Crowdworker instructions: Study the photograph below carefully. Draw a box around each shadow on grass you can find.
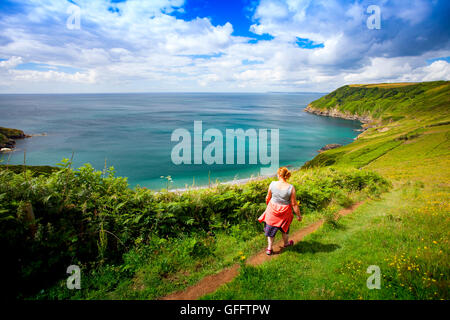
[324,220,348,231]
[291,241,340,254]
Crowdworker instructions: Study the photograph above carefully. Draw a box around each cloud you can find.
[344,57,450,84]
[0,56,23,69]
[11,68,97,83]
[0,0,448,93]
[410,60,450,82]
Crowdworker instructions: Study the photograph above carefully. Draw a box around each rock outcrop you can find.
[304,104,377,140]
[304,104,372,123]
[318,144,342,153]
[0,127,30,151]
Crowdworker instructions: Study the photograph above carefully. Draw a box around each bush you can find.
[0,160,390,298]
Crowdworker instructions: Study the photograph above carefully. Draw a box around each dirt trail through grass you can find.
[161,201,364,300]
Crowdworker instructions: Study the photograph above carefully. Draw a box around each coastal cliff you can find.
[0,127,30,151]
[304,104,372,123]
[304,81,449,122]
[302,81,450,169]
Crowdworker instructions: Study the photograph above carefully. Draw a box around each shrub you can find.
[0,160,390,298]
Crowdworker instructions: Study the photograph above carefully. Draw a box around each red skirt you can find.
[258,200,293,233]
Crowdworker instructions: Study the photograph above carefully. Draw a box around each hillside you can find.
[0,126,29,150]
[305,81,449,120]
[303,81,450,169]
[203,81,449,300]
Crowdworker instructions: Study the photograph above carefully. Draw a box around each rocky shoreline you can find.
[0,127,31,152]
[304,104,373,123]
[304,104,376,141]
[318,143,342,153]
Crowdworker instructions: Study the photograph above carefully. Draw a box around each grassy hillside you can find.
[204,81,450,300]
[0,127,26,139]
[303,81,450,169]
[0,126,27,149]
[0,164,58,176]
[306,81,449,120]
[1,161,389,299]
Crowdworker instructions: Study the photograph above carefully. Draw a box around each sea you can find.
[0,93,361,189]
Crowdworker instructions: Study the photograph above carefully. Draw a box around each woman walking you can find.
[258,167,302,255]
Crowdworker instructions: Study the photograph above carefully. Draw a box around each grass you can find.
[199,81,450,300]
[32,167,379,300]
[0,126,25,138]
[202,123,449,300]
[203,184,449,300]
[307,81,449,119]
[0,133,8,145]
[349,83,419,88]
[0,164,59,176]
[303,81,450,170]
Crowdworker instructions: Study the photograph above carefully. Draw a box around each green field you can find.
[1,81,449,300]
[205,81,450,300]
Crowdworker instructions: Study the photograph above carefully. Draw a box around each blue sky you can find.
[0,0,449,93]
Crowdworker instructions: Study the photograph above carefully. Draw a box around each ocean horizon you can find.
[0,92,361,189]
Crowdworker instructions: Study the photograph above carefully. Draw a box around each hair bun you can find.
[277,167,291,180]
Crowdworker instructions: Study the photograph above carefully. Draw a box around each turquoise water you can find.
[0,93,361,189]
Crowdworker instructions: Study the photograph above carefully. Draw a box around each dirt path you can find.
[161,201,364,300]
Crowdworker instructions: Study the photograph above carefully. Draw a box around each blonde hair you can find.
[277,167,291,180]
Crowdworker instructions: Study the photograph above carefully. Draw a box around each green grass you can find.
[303,81,450,170]
[0,164,59,176]
[0,133,8,145]
[0,126,26,148]
[199,81,450,300]
[27,167,384,300]
[308,81,449,119]
[1,154,388,300]
[41,214,323,300]
[203,184,449,300]
[0,126,25,139]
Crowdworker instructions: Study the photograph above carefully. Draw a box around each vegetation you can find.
[1,81,448,300]
[303,81,450,169]
[0,164,58,176]
[0,126,26,139]
[0,133,7,145]
[0,126,27,148]
[1,159,388,299]
[204,184,449,300]
[204,81,450,300]
[306,81,449,119]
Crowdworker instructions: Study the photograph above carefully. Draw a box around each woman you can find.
[258,167,302,255]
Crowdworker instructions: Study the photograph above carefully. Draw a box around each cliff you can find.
[304,81,449,122]
[305,104,372,123]
[0,127,30,151]
[302,81,450,169]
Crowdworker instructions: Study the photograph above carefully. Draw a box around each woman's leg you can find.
[281,232,289,246]
[267,236,274,250]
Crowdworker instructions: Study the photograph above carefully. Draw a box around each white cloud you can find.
[408,60,450,82]
[11,69,97,83]
[0,0,448,93]
[343,57,450,84]
[0,56,23,69]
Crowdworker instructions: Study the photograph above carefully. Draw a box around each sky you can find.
[0,0,449,93]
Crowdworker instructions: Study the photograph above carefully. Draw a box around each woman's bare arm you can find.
[266,188,272,205]
[290,187,302,220]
